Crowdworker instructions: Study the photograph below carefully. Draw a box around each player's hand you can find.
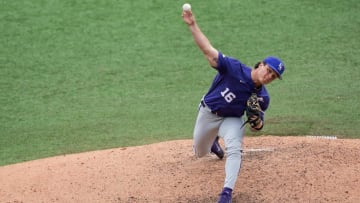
[182,10,195,26]
[245,94,264,131]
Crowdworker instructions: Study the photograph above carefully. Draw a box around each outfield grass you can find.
[1,0,359,166]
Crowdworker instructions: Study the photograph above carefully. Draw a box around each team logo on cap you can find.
[278,63,284,71]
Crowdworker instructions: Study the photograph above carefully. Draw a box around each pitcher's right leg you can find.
[219,117,245,189]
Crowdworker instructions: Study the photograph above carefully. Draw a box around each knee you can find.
[225,145,242,159]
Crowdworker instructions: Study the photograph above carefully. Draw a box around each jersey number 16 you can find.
[221,87,236,103]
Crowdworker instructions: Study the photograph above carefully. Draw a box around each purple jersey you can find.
[203,52,270,118]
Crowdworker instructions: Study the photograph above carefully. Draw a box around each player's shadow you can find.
[181,193,264,203]
[233,192,266,203]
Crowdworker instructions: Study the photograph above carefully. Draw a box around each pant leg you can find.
[218,117,245,189]
[193,105,224,158]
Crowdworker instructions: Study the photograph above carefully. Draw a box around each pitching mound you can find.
[1,136,359,202]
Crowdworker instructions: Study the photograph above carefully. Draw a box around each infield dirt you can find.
[1,136,359,202]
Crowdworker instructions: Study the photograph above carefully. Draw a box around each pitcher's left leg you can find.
[218,117,245,189]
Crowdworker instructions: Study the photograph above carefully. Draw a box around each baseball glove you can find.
[241,93,263,129]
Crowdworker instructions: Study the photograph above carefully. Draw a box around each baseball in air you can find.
[182,3,191,11]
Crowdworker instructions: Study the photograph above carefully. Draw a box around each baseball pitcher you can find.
[182,6,285,203]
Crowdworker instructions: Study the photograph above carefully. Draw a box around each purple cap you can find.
[263,56,285,79]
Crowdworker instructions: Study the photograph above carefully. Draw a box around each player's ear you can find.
[259,62,267,69]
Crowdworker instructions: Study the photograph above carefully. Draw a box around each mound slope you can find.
[1,136,359,202]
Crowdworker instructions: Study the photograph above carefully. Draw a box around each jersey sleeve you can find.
[259,95,270,121]
[260,96,269,112]
[216,52,243,74]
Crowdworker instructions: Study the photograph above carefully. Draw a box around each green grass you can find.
[1,0,359,166]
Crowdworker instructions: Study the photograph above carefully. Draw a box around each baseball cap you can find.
[263,56,285,79]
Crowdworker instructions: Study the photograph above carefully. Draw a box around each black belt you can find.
[200,100,223,117]
[200,100,206,108]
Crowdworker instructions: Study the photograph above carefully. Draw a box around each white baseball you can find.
[182,3,191,11]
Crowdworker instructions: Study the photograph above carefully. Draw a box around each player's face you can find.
[259,65,279,85]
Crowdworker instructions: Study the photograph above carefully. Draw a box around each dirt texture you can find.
[1,136,360,203]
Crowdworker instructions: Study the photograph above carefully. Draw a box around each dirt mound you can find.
[1,136,359,202]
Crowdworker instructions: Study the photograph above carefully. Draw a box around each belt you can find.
[200,100,206,108]
[200,100,223,117]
